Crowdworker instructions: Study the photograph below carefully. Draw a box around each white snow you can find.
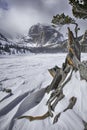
[0,53,87,130]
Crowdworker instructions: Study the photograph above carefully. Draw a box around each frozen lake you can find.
[0,53,87,130]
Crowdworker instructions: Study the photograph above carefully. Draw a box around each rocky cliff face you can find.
[2,23,87,55]
[0,23,68,55]
[28,23,63,46]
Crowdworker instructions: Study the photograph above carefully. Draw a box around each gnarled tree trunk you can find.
[18,27,87,128]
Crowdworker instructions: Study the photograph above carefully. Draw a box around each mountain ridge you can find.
[0,23,87,55]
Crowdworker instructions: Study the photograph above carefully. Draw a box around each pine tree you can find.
[52,13,80,38]
[69,0,87,19]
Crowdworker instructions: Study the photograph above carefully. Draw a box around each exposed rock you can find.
[28,23,63,46]
[1,23,87,55]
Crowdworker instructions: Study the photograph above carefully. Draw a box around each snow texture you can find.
[0,53,87,130]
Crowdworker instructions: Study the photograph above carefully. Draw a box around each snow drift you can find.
[0,53,87,130]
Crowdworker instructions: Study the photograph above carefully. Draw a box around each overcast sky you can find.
[0,0,87,37]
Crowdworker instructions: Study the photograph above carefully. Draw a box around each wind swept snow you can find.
[0,53,87,130]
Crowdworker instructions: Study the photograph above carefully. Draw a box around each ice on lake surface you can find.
[0,53,87,130]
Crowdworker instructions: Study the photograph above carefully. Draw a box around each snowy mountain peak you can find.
[28,23,63,47]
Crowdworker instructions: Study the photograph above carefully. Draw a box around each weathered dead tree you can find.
[53,96,77,124]
[18,27,87,129]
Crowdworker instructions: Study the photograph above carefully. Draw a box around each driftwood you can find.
[48,66,60,78]
[46,68,62,93]
[71,55,87,81]
[53,96,77,124]
[18,111,50,121]
[18,27,87,126]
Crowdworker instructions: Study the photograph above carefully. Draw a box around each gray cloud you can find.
[5,0,72,24]
[7,0,72,16]
[0,0,86,36]
[8,0,44,10]
[0,0,9,10]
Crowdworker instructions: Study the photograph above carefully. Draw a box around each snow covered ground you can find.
[0,53,87,130]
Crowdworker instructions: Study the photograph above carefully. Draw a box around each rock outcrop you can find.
[28,23,63,47]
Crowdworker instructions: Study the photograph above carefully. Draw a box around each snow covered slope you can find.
[0,53,87,130]
[0,23,64,55]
